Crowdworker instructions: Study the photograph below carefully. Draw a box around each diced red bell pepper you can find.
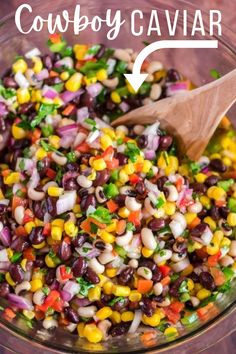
[159,265,171,277]
[207,251,221,267]
[60,265,73,281]
[102,146,114,161]
[76,142,90,153]
[169,301,185,314]
[38,290,61,312]
[164,307,181,324]
[46,168,57,179]
[129,174,141,185]
[128,210,141,226]
[106,158,119,170]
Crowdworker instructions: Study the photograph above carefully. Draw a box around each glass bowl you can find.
[0,1,236,353]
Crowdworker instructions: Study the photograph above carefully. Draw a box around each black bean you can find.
[64,307,79,323]
[9,264,24,284]
[219,206,230,219]
[205,175,219,187]
[209,159,227,173]
[11,238,29,252]
[169,276,186,298]
[148,218,166,231]
[199,271,216,291]
[72,257,87,277]
[32,201,47,220]
[159,135,173,150]
[139,259,157,272]
[152,268,163,282]
[71,233,88,248]
[166,68,181,82]
[29,227,44,245]
[198,208,208,219]
[114,195,126,207]
[11,139,29,150]
[93,169,110,187]
[44,76,62,86]
[18,102,35,115]
[34,255,45,268]
[64,178,78,191]
[0,283,10,298]
[65,162,80,172]
[190,183,207,194]
[124,96,141,109]
[210,206,220,220]
[46,196,57,217]
[80,92,95,109]
[189,272,199,283]
[0,204,7,215]
[45,269,56,285]
[37,158,51,178]
[118,267,134,285]
[135,181,146,195]
[95,44,105,59]
[106,99,116,111]
[85,267,99,284]
[191,223,208,237]
[137,135,148,149]
[115,153,128,166]
[80,194,96,212]
[157,176,168,191]
[140,297,155,317]
[109,323,129,337]
[58,240,72,261]
[42,55,53,70]
[112,297,129,311]
[3,76,18,89]
[94,240,106,251]
[96,294,113,309]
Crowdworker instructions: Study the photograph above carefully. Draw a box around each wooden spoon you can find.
[112,69,236,161]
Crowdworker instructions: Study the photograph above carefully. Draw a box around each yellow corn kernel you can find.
[12,124,27,140]
[196,288,211,300]
[4,172,20,185]
[142,247,154,258]
[155,308,166,319]
[48,186,63,197]
[110,311,121,324]
[187,279,194,291]
[126,81,136,94]
[164,327,178,337]
[194,283,203,292]
[119,169,129,184]
[73,204,81,214]
[210,153,221,160]
[83,76,97,86]
[88,286,101,301]
[98,274,108,287]
[51,226,62,241]
[74,44,87,60]
[92,158,107,171]
[24,222,35,234]
[207,186,226,200]
[65,73,83,92]
[204,216,216,231]
[23,310,35,320]
[35,148,47,160]
[163,202,176,216]
[195,173,207,183]
[105,220,117,233]
[221,136,231,149]
[221,237,231,248]
[227,212,236,227]
[12,59,27,73]
[142,313,161,327]
[83,324,103,343]
[6,248,13,259]
[5,272,16,286]
[96,307,113,320]
[48,135,61,149]
[21,258,27,271]
[53,97,64,107]
[30,279,43,292]
[111,91,121,104]
[98,229,115,244]
[103,281,113,295]
[142,160,152,174]
[33,241,46,249]
[0,189,4,199]
[121,311,134,322]
[87,170,96,181]
[96,69,108,81]
[206,230,223,255]
[124,163,135,175]
[185,212,197,225]
[60,71,70,81]
[178,164,189,177]
[106,268,117,278]
[100,134,113,150]
[45,254,57,268]
[41,98,54,105]
[112,285,131,297]
[32,56,43,74]
[102,128,116,139]
[200,195,211,209]
[192,241,203,250]
[64,221,78,237]
[31,89,42,102]
[17,88,31,104]
[129,290,142,302]
[118,207,130,218]
[77,322,85,337]
[222,156,232,167]
[51,219,64,228]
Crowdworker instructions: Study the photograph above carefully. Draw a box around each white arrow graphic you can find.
[124,40,218,92]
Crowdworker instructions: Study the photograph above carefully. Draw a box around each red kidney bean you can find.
[96,294,113,309]
[58,240,72,261]
[209,159,227,172]
[11,238,29,252]
[205,175,219,187]
[64,307,79,323]
[189,272,199,283]
[71,233,88,248]
[93,169,110,187]
[125,96,142,109]
[148,218,166,231]
[0,204,7,215]
[156,176,168,191]
[84,267,99,284]
[198,208,208,219]
[11,139,29,150]
[0,283,10,298]
[18,102,35,115]
[9,264,24,284]
[45,269,56,285]
[135,181,146,195]
[137,135,148,149]
[114,195,126,207]
[109,323,129,337]
[106,99,116,111]
[128,301,140,311]
[159,135,173,150]
[219,206,230,219]
[72,257,87,277]
[112,297,129,311]
[210,206,220,220]
[166,68,181,82]
[115,153,128,166]
[169,276,186,298]
[191,223,208,237]
[65,162,80,172]
[42,55,53,70]
[29,227,44,245]
[44,76,62,86]
[140,297,155,317]
[118,267,134,285]
[64,178,78,191]
[190,183,207,194]
[80,194,96,212]
[46,196,58,217]
[3,76,18,89]
[152,268,163,282]
[32,200,47,220]
[34,255,45,268]
[199,272,216,291]
[139,259,156,272]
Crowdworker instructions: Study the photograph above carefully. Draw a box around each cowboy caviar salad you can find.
[0,34,235,344]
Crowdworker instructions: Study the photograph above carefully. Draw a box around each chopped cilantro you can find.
[40,140,62,155]
[125,142,141,162]
[0,273,5,282]
[42,286,50,296]
[41,124,54,137]
[80,60,108,78]
[55,165,63,184]
[178,280,188,294]
[143,41,151,46]
[116,61,128,74]
[23,147,30,158]
[162,151,169,165]
[86,44,101,56]
[51,82,64,93]
[218,280,231,293]
[16,189,25,198]
[126,222,135,231]
[108,297,125,306]
[90,223,98,234]
[31,104,58,128]
[0,85,16,99]
[76,277,94,297]
[117,138,123,145]
[17,120,32,131]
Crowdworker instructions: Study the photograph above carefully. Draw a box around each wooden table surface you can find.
[0,1,236,353]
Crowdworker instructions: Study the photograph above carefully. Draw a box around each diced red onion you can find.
[129,310,142,333]
[74,297,92,307]
[0,261,10,272]
[8,294,33,310]
[73,132,87,148]
[119,101,130,113]
[86,83,103,98]
[171,257,190,272]
[144,179,160,196]
[60,290,71,302]
[25,48,41,59]
[77,107,89,125]
[0,227,11,247]
[57,124,78,137]
[0,248,9,262]
[63,281,81,301]
[176,188,193,212]
[14,72,29,88]
[201,227,213,245]
[0,102,8,116]
[107,58,116,75]
[27,168,40,190]
[143,122,160,136]
[56,191,77,215]
[60,89,84,104]
[166,81,190,97]
[16,158,34,173]
[60,135,75,149]
[44,212,51,223]
[0,127,10,151]
[144,150,156,160]
[86,130,100,145]
[36,69,49,81]
[50,280,60,290]
[42,86,58,99]
[55,57,74,69]
[86,248,101,259]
